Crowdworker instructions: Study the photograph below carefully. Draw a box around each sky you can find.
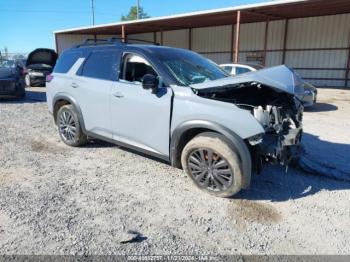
[0,0,265,53]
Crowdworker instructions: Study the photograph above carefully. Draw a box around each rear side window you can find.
[54,52,81,73]
[82,50,119,81]
[236,67,252,75]
[223,66,233,74]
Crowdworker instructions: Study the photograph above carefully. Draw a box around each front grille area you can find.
[0,80,16,94]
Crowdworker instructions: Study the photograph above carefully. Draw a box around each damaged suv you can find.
[47,39,303,197]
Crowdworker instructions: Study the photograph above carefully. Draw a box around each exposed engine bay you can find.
[194,81,304,171]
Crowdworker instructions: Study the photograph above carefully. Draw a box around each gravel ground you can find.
[0,87,350,255]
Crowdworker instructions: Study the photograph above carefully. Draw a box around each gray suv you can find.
[47,39,303,198]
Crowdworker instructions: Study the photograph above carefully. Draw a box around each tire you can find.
[181,132,244,198]
[57,104,87,147]
[25,74,31,87]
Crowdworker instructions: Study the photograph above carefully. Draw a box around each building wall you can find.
[56,13,350,87]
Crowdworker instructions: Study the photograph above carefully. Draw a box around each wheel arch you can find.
[170,120,252,189]
[53,94,86,132]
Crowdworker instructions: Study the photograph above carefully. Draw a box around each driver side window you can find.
[120,53,157,83]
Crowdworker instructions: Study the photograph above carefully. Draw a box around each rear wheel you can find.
[181,132,243,198]
[57,105,87,147]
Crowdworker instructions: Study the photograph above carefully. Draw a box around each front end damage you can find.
[192,65,304,172]
[249,95,303,171]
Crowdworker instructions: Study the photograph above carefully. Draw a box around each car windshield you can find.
[0,60,15,69]
[156,49,229,86]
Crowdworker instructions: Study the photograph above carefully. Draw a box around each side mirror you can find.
[142,74,159,94]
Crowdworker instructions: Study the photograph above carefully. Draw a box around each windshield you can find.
[0,60,15,69]
[156,49,229,86]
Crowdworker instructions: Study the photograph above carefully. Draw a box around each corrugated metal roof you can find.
[54,0,350,35]
[54,0,306,34]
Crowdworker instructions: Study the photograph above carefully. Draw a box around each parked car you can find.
[47,39,304,198]
[25,48,57,87]
[220,63,317,107]
[0,59,25,98]
[220,63,264,76]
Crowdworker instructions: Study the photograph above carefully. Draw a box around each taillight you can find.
[46,74,54,82]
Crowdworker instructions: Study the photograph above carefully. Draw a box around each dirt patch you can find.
[0,168,33,186]
[229,200,281,227]
[31,137,64,154]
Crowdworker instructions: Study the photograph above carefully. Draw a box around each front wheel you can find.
[25,74,31,87]
[57,105,87,147]
[181,132,244,198]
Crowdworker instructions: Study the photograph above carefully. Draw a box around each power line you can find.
[0,8,118,17]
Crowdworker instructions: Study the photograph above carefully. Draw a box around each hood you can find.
[26,48,58,67]
[191,65,304,95]
[0,68,15,78]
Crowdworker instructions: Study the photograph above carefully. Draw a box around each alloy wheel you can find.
[58,111,77,142]
[187,148,233,192]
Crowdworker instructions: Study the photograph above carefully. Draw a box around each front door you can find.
[110,52,172,157]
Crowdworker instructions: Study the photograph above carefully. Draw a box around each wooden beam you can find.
[54,34,59,54]
[189,28,192,50]
[263,20,269,66]
[234,10,241,63]
[282,19,289,64]
[231,24,234,62]
[153,32,157,43]
[160,31,164,45]
[345,30,350,88]
[121,25,126,42]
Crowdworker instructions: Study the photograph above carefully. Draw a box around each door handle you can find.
[71,82,79,88]
[113,91,124,98]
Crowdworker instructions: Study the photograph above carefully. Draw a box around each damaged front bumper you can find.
[248,101,304,171]
[260,127,302,164]
[249,128,303,173]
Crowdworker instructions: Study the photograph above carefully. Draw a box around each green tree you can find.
[121,6,150,21]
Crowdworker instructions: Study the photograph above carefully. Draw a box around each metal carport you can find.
[54,0,350,87]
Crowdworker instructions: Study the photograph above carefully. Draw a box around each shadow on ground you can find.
[236,132,350,202]
[86,132,350,202]
[304,102,338,112]
[0,90,46,104]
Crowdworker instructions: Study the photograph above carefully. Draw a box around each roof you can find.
[55,0,350,35]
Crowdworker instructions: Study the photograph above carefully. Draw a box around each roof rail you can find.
[109,37,160,46]
[75,37,160,48]
[75,38,120,48]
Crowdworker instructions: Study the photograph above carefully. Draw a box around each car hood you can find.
[0,68,15,78]
[190,65,304,95]
[26,48,58,67]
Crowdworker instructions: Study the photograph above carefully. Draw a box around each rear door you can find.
[110,52,172,156]
[72,49,120,138]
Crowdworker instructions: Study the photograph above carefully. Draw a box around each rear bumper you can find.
[0,79,24,98]
[302,91,317,107]
[29,75,46,86]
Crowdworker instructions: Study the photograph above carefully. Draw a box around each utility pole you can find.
[91,0,95,25]
[136,0,140,19]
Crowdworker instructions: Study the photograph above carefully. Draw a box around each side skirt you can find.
[85,131,171,164]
